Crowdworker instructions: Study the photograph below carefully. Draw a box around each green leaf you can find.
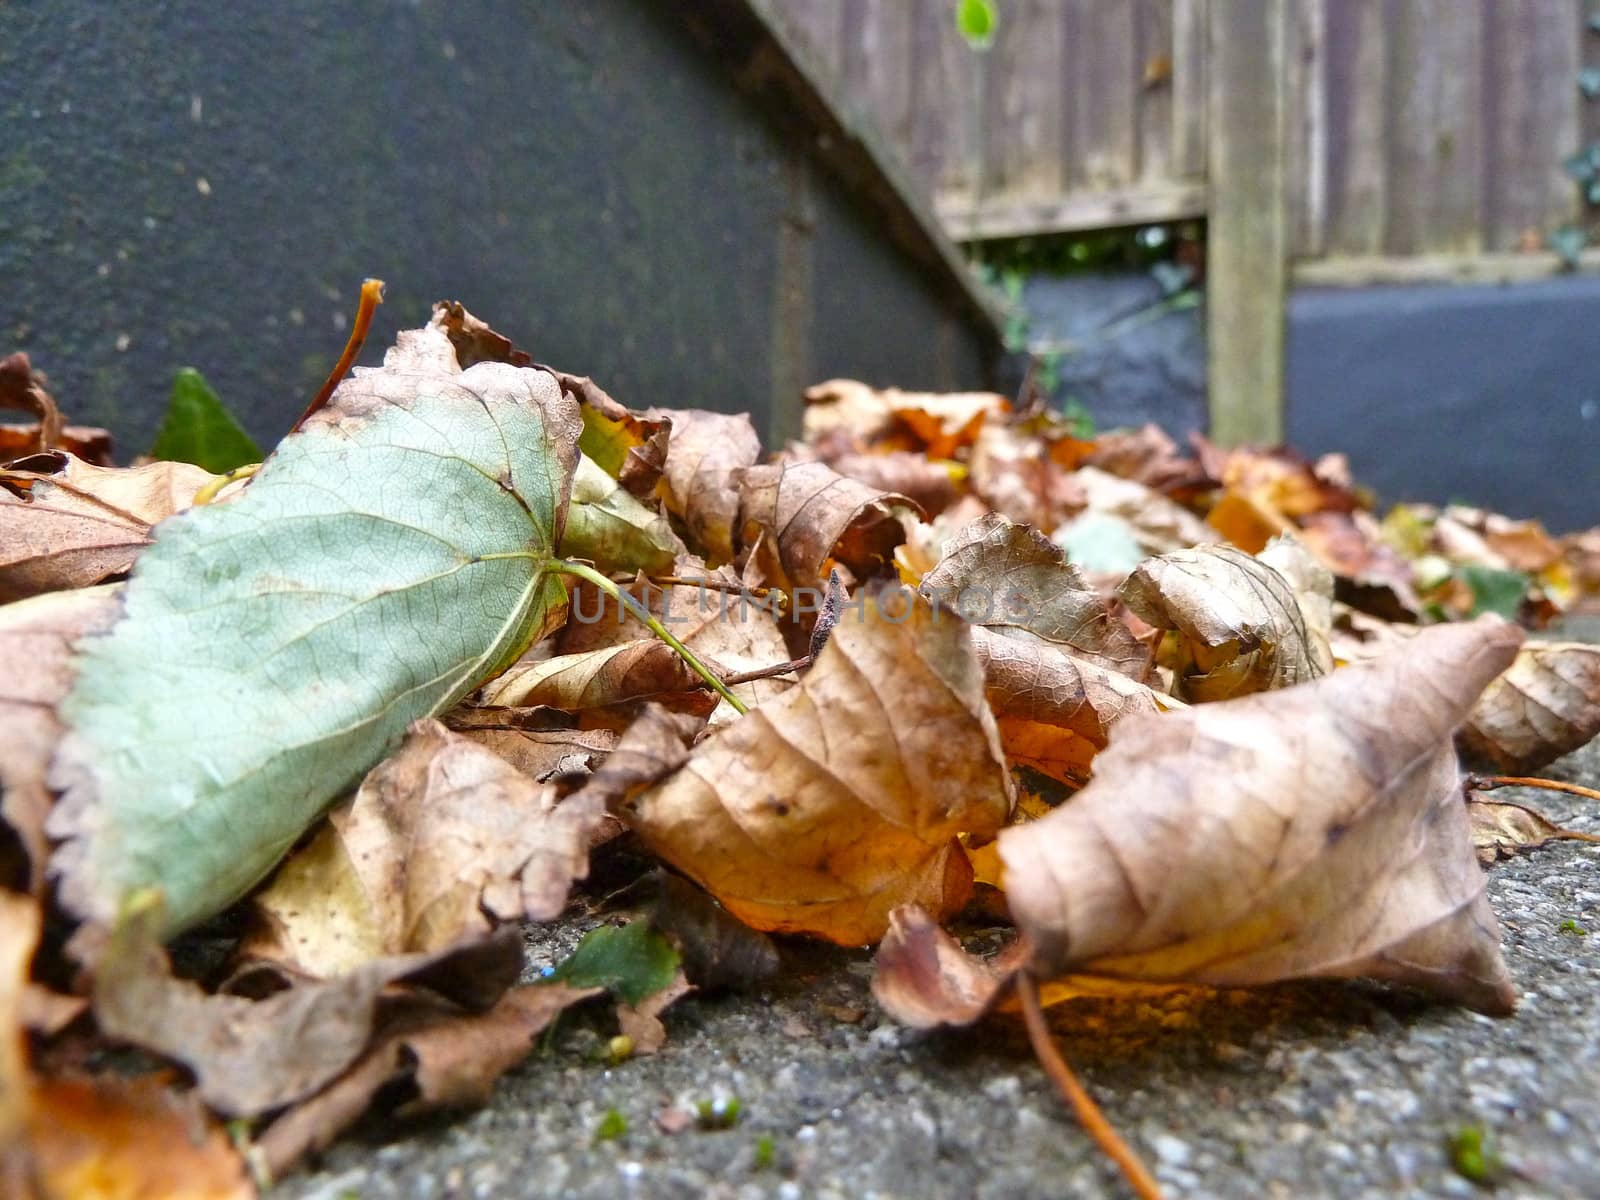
[1456,564,1529,620]
[1581,67,1600,99]
[50,324,581,938]
[1564,150,1596,183]
[148,369,264,474]
[547,920,681,1006]
[955,0,997,49]
[1547,224,1588,268]
[561,454,685,575]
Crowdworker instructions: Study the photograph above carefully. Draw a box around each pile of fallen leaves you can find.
[3,296,1599,1198]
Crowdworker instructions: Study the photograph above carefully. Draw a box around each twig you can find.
[1465,774,1600,804]
[645,574,778,600]
[548,559,748,715]
[291,278,385,432]
[720,656,811,686]
[1016,971,1165,1200]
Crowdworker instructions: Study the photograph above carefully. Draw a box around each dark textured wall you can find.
[1,1,993,455]
[1288,278,1600,534]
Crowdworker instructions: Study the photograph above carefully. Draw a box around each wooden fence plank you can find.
[1135,0,1176,183]
[1320,0,1388,256]
[1171,0,1208,178]
[1384,0,1482,255]
[1483,0,1580,251]
[1285,0,1328,257]
[981,0,1065,200]
[1208,0,1288,444]
[1061,0,1139,190]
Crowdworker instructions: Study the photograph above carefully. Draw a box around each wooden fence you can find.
[778,0,1588,259]
[771,0,1595,440]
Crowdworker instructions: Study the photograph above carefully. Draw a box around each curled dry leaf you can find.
[548,564,793,718]
[619,595,1015,945]
[49,322,581,939]
[1458,642,1600,772]
[1468,798,1600,864]
[970,625,1180,787]
[0,450,218,602]
[737,460,918,596]
[94,896,525,1117]
[647,408,762,563]
[918,512,1150,678]
[1000,617,1523,1015]
[968,423,1084,532]
[1120,541,1333,701]
[246,720,605,979]
[870,904,1021,1029]
[480,639,705,712]
[257,981,599,1179]
[825,450,958,517]
[0,585,122,893]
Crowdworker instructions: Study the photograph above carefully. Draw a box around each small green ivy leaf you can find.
[149,369,263,474]
[956,0,997,50]
[1456,564,1529,620]
[1564,150,1596,183]
[1581,66,1600,99]
[1547,224,1588,269]
[548,920,681,1006]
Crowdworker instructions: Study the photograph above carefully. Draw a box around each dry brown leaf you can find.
[919,512,1150,678]
[971,626,1181,786]
[1297,510,1423,619]
[1468,798,1600,863]
[647,408,762,563]
[1067,465,1213,556]
[0,585,122,893]
[246,720,604,978]
[619,595,1015,945]
[800,380,1008,457]
[94,897,525,1117]
[1000,617,1523,1015]
[1120,541,1333,701]
[870,904,1021,1029]
[257,982,599,1179]
[480,640,706,711]
[446,719,616,786]
[737,460,918,595]
[1458,642,1600,772]
[969,423,1084,531]
[550,564,793,719]
[1,891,35,1189]
[1082,423,1203,494]
[616,970,693,1056]
[825,450,958,516]
[0,450,218,602]
[27,1074,255,1200]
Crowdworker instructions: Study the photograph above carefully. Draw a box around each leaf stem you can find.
[191,462,260,507]
[1465,774,1600,804]
[291,278,385,432]
[549,559,749,715]
[1017,971,1164,1200]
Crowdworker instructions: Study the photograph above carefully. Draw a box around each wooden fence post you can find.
[1206,0,1289,444]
